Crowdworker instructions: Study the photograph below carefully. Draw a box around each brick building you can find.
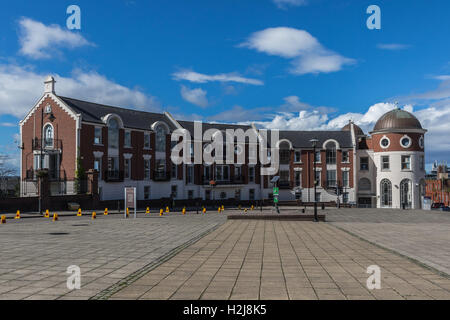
[425,162,450,206]
[19,77,427,208]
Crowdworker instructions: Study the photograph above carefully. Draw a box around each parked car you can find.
[441,206,450,212]
[431,203,445,210]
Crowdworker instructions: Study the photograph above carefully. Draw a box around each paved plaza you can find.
[109,219,450,300]
[0,212,226,300]
[326,208,450,275]
[0,207,449,300]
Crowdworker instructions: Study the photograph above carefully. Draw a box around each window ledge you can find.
[93,143,104,146]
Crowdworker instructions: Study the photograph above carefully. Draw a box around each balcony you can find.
[32,138,62,151]
[153,170,170,181]
[202,175,245,186]
[104,170,124,182]
[25,169,66,181]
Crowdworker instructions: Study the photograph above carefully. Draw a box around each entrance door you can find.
[400,179,412,209]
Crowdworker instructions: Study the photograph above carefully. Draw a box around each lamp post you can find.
[310,138,319,222]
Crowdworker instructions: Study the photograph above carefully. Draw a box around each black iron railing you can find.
[32,138,62,150]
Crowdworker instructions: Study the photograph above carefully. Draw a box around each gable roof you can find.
[57,96,353,147]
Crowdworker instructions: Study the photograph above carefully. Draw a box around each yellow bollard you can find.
[44,210,50,218]
[52,213,58,221]
[92,211,96,219]
[126,207,129,218]
[14,210,21,219]
[238,204,241,210]
[221,205,224,211]
[202,207,206,214]
[104,208,108,215]
[77,208,82,217]
[166,206,169,213]
[251,205,254,211]
[218,207,221,213]
[146,207,150,214]
[182,207,186,215]
[1,215,6,224]
[244,208,248,213]
[159,208,163,216]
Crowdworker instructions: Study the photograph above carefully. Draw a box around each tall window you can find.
[187,165,193,184]
[342,171,349,188]
[188,190,194,199]
[380,179,392,207]
[248,166,255,182]
[215,165,229,181]
[144,160,151,179]
[419,155,425,170]
[155,124,168,152]
[124,131,131,147]
[382,156,390,170]
[235,189,241,200]
[295,171,301,187]
[326,170,336,188]
[171,163,177,179]
[360,157,369,170]
[400,179,412,208]
[325,142,336,164]
[249,189,255,201]
[108,118,119,149]
[314,170,321,186]
[44,124,53,148]
[94,127,102,144]
[144,132,151,149]
[124,159,131,179]
[171,185,177,198]
[94,158,102,179]
[314,151,321,162]
[342,150,349,163]
[401,155,411,170]
[294,150,301,163]
[279,142,290,164]
[144,186,150,199]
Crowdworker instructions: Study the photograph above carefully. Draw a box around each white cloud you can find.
[240,27,355,75]
[432,75,450,81]
[377,43,410,51]
[0,122,16,127]
[0,64,160,118]
[180,85,209,107]
[273,0,308,9]
[18,17,93,59]
[172,70,263,85]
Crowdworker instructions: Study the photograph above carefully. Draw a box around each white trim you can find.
[276,139,293,149]
[400,135,412,149]
[294,167,302,171]
[123,153,133,160]
[102,113,124,128]
[322,138,340,150]
[341,167,350,171]
[20,93,79,127]
[379,135,390,149]
[164,112,182,129]
[418,136,424,149]
[151,120,170,132]
[143,154,152,160]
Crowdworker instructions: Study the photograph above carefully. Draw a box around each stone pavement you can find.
[326,208,450,275]
[109,219,450,300]
[0,212,226,300]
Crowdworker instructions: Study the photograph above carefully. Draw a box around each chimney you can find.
[44,76,56,94]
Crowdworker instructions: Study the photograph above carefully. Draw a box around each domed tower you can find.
[370,108,427,209]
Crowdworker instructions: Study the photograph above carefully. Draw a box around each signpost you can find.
[124,187,136,219]
[271,176,280,214]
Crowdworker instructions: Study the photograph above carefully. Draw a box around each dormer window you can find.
[155,124,168,152]
[108,118,119,149]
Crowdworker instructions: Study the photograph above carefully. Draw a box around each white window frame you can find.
[94,126,103,145]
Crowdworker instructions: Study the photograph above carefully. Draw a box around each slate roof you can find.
[58,96,353,147]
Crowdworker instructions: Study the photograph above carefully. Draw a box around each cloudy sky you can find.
[0,0,450,171]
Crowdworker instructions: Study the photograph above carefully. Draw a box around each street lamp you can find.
[310,138,319,222]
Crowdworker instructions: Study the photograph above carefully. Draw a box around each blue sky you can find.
[1,0,450,171]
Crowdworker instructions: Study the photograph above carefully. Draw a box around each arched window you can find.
[358,178,371,191]
[380,179,392,207]
[108,118,119,149]
[155,124,168,152]
[325,141,336,164]
[400,179,412,208]
[279,141,290,164]
[43,124,54,148]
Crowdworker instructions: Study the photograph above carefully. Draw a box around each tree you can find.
[74,149,86,194]
[0,155,18,197]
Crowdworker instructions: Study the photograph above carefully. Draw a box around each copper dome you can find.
[341,122,364,136]
[373,108,422,132]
